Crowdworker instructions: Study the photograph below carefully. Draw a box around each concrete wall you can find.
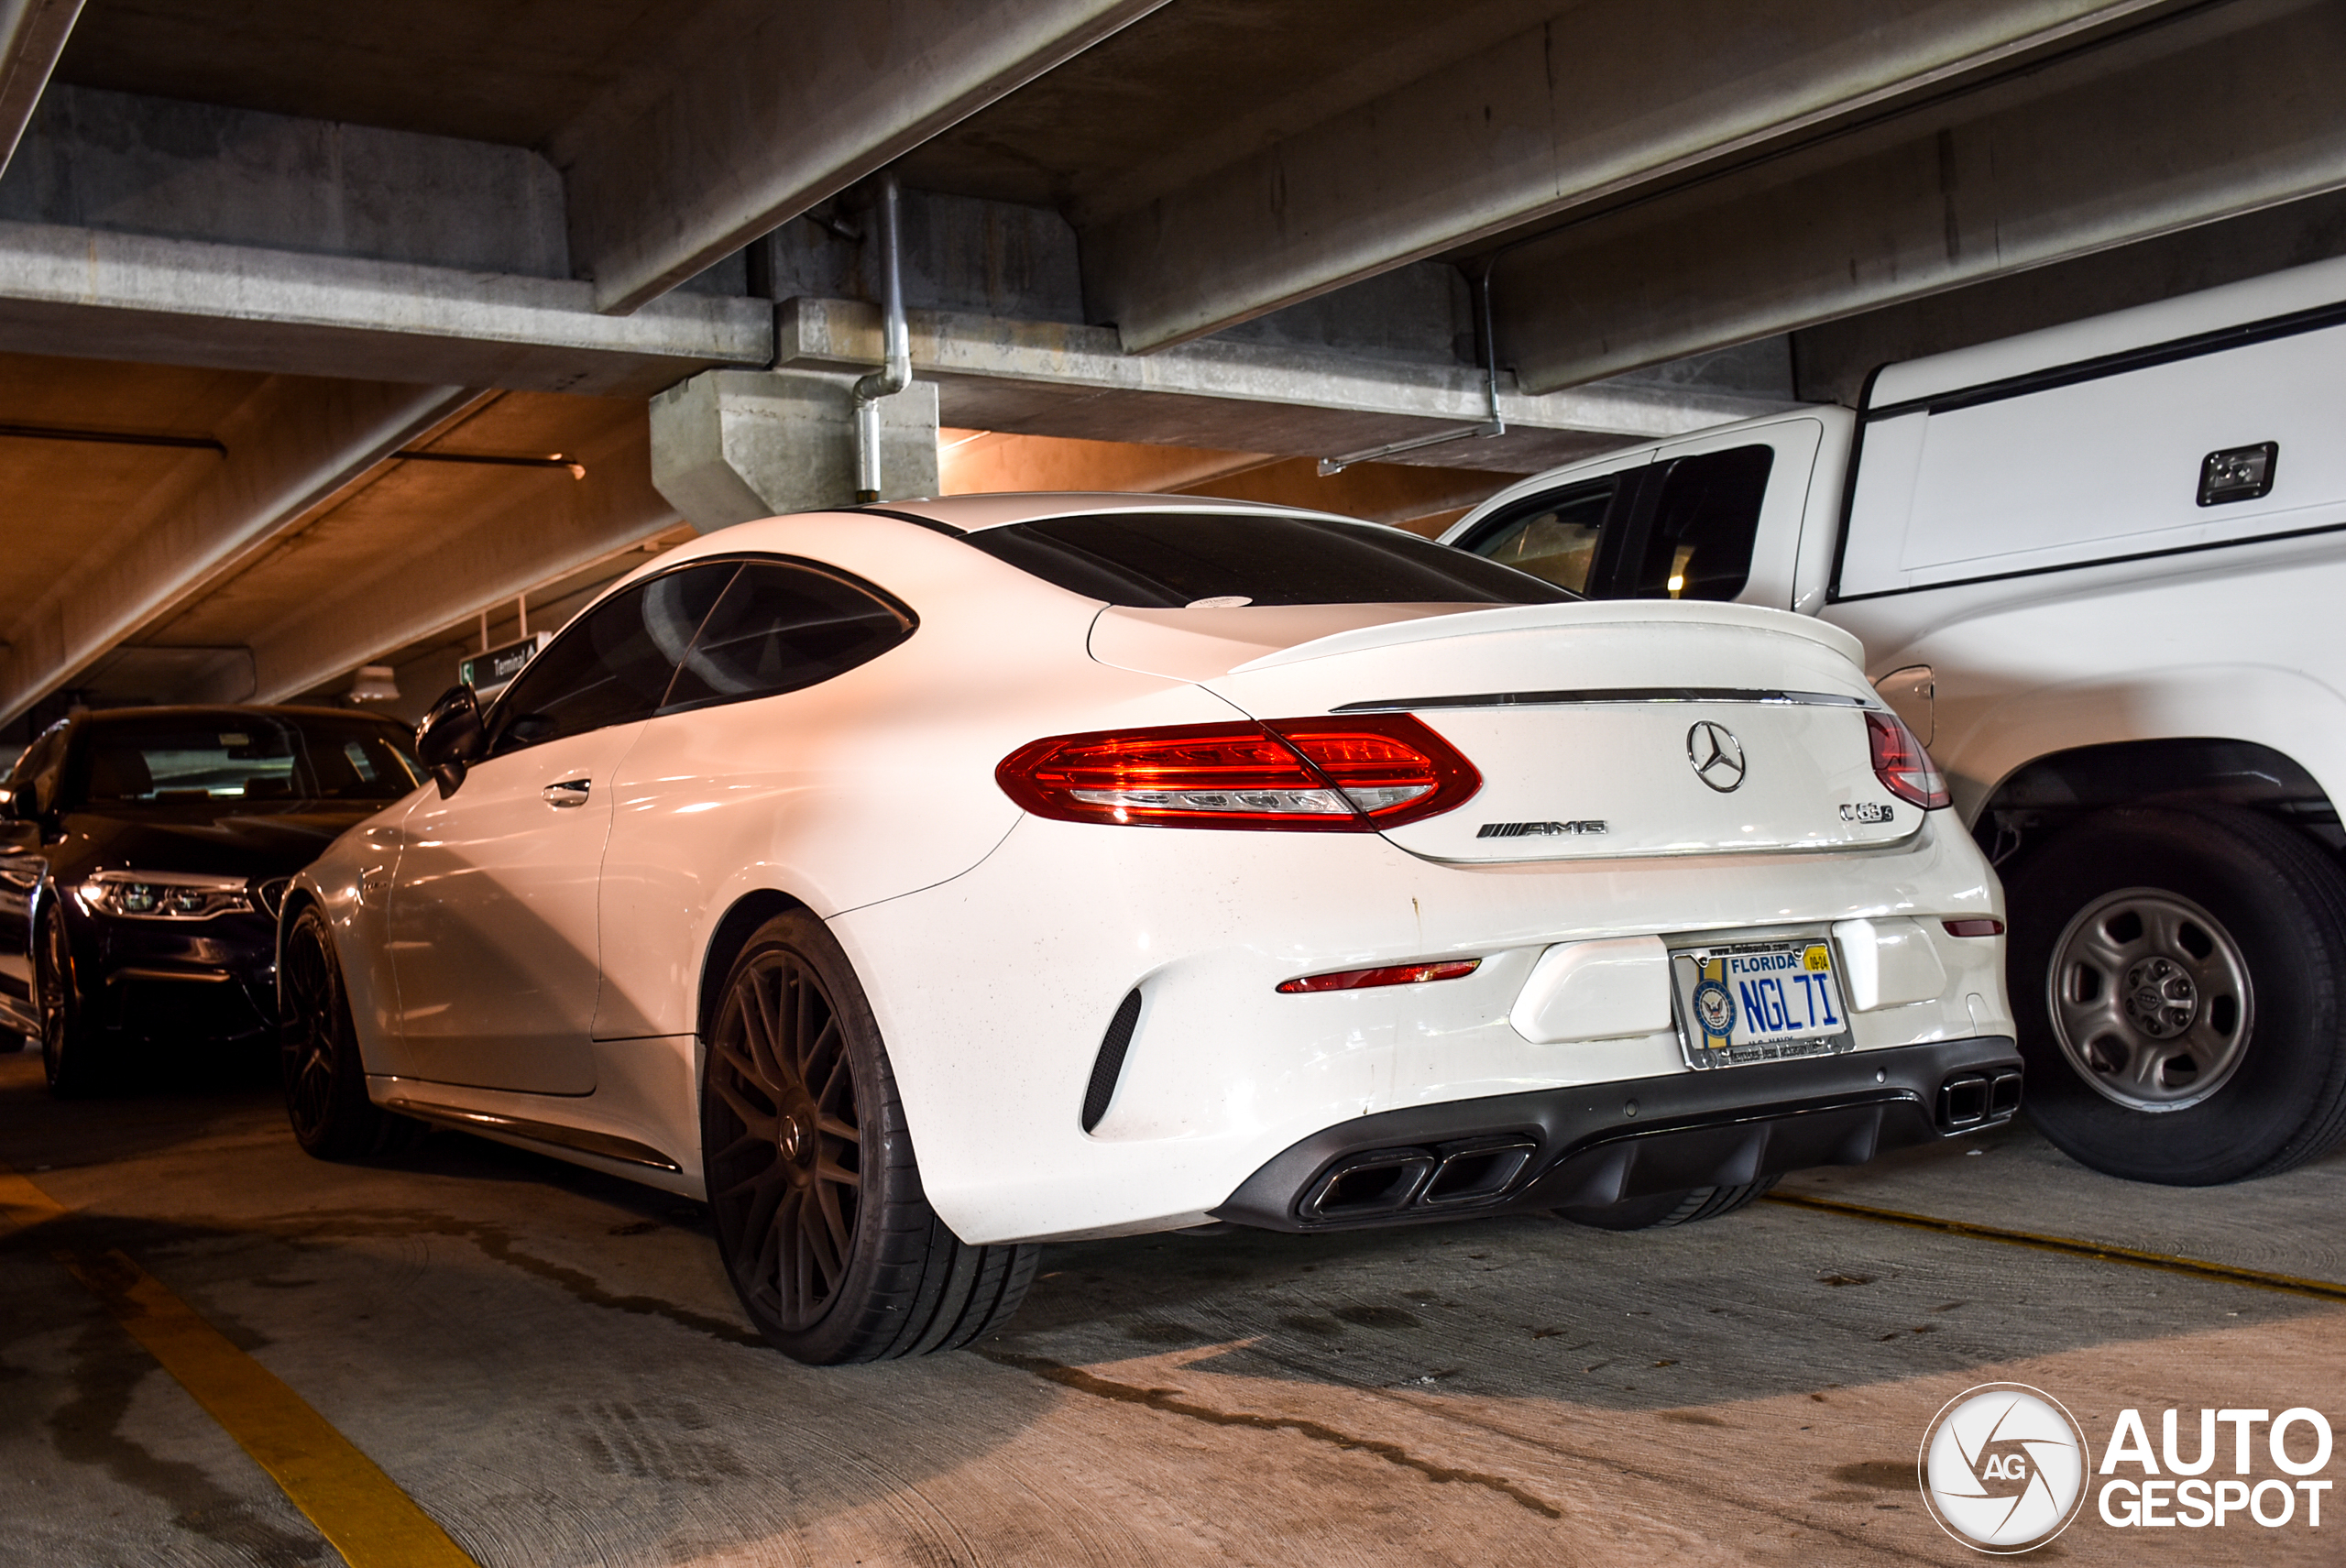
[2,85,569,276]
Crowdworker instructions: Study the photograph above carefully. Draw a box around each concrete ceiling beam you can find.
[773,296,1787,474]
[557,0,1168,316]
[1492,0,2346,391]
[0,0,80,178]
[0,220,771,396]
[0,378,479,728]
[224,412,682,706]
[1084,0,2171,354]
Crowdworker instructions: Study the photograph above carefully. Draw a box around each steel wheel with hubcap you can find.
[702,912,1036,1364]
[2010,806,2346,1183]
[280,905,422,1159]
[2047,888,2253,1112]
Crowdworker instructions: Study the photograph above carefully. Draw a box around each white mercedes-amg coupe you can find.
[280,495,2019,1364]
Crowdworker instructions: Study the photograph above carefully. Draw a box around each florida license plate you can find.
[1671,936,1855,1069]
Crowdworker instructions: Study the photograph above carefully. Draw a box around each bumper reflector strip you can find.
[1941,917,2004,938]
[1277,959,1480,994]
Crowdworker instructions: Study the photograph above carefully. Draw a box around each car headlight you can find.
[79,871,255,921]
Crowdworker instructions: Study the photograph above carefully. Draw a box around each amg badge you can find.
[1476,819,1609,839]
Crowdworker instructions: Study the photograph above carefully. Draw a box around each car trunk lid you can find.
[1189,601,1911,861]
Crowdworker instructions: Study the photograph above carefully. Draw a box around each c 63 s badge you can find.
[1841,802,1895,824]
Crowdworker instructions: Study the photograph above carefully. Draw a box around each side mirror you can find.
[415,684,486,796]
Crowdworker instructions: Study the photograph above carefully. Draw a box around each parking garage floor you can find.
[2,1046,2340,1567]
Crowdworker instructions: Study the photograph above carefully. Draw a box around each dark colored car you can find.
[0,706,423,1093]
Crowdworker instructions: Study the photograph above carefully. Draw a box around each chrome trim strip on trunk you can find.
[381,1098,684,1172]
[1332,687,1872,714]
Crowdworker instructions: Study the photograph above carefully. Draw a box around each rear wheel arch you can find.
[697,890,808,1042]
[1976,737,2339,873]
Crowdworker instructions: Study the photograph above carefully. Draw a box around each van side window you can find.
[487,563,737,756]
[660,563,915,712]
[1453,480,1616,594]
[1620,444,1774,600]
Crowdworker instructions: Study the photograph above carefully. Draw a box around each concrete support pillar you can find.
[649,367,939,529]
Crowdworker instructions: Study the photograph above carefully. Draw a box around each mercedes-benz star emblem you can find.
[1686,720,1747,792]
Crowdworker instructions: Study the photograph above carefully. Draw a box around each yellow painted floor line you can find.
[1766,1190,2346,1304]
[0,1164,478,1568]
[0,1163,66,1236]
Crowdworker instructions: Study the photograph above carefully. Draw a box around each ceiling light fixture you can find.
[394,449,586,479]
[348,665,400,703]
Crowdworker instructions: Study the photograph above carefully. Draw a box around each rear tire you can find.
[280,905,424,1159]
[1557,1177,1778,1231]
[702,912,1036,1364]
[2008,806,2346,1184]
[36,905,103,1097]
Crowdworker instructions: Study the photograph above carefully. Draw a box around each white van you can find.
[1446,254,2346,1186]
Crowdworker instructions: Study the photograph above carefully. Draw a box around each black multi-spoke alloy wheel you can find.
[1557,1177,1777,1231]
[36,905,102,1097]
[702,913,1037,1364]
[2009,806,2346,1184]
[280,905,422,1159]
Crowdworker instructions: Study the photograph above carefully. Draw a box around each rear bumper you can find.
[835,809,2011,1245]
[1212,1036,2021,1233]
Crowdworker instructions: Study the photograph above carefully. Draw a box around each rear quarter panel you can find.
[587,513,1246,1041]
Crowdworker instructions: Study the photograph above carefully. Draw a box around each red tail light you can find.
[1866,710,1950,810]
[996,714,1480,831]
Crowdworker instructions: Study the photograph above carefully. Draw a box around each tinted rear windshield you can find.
[66,714,423,808]
[964,511,1574,608]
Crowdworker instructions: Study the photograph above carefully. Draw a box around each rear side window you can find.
[1620,444,1773,600]
[661,563,914,712]
[487,563,735,755]
[1453,480,1616,593]
[967,511,1573,608]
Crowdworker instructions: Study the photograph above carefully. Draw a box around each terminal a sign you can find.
[459,631,551,697]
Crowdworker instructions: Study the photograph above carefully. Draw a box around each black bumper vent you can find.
[1080,990,1143,1133]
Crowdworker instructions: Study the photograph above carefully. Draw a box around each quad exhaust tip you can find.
[1937,1069,2023,1131]
[1299,1136,1538,1222]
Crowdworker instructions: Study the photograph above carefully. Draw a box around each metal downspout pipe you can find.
[852,172,910,503]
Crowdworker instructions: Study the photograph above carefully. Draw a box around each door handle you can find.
[542,779,591,807]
